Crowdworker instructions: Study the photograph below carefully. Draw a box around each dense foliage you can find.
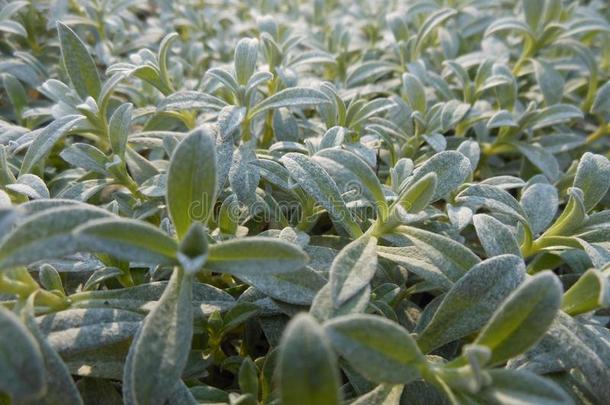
[1,0,610,404]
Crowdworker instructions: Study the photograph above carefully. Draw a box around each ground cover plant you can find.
[1,0,610,403]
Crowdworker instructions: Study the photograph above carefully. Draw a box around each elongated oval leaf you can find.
[36,308,142,355]
[409,151,471,201]
[314,148,388,221]
[572,152,610,212]
[206,237,308,277]
[75,217,178,265]
[57,22,101,100]
[324,314,425,384]
[0,306,45,402]
[474,271,562,365]
[123,269,193,405]
[23,307,84,405]
[234,38,259,85]
[280,152,362,238]
[20,115,85,174]
[158,91,227,111]
[473,213,521,257]
[0,205,113,269]
[166,126,217,239]
[108,103,133,159]
[329,235,377,307]
[561,268,610,316]
[397,172,437,213]
[417,255,526,353]
[248,87,330,119]
[277,314,341,405]
[477,369,573,405]
[414,8,458,55]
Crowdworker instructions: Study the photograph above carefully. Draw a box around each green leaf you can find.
[39,264,64,294]
[351,384,404,405]
[123,269,194,405]
[229,143,260,207]
[158,91,227,111]
[473,214,521,257]
[57,22,102,100]
[487,110,518,129]
[457,140,480,171]
[377,245,453,290]
[532,59,564,105]
[234,38,259,85]
[20,114,86,174]
[60,143,109,174]
[523,0,546,31]
[542,188,586,237]
[166,126,217,239]
[402,73,426,112]
[0,20,26,36]
[476,369,573,405]
[239,357,259,399]
[277,314,341,405]
[512,142,560,182]
[314,148,389,221]
[414,8,458,56]
[531,104,583,130]
[561,268,610,316]
[108,103,133,159]
[324,314,425,384]
[2,74,27,119]
[0,306,45,402]
[310,283,371,322]
[239,266,326,305]
[248,87,330,119]
[36,308,142,355]
[70,281,234,320]
[591,81,610,114]
[397,172,437,213]
[484,17,535,40]
[417,255,526,353]
[521,182,558,235]
[74,217,178,265]
[280,152,362,238]
[220,303,258,336]
[0,205,113,269]
[7,174,50,199]
[329,235,377,307]
[157,33,179,92]
[474,271,562,365]
[510,312,610,400]
[457,184,529,223]
[346,61,396,88]
[408,151,472,201]
[206,237,308,276]
[396,225,481,281]
[347,98,395,129]
[572,152,610,212]
[177,222,209,275]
